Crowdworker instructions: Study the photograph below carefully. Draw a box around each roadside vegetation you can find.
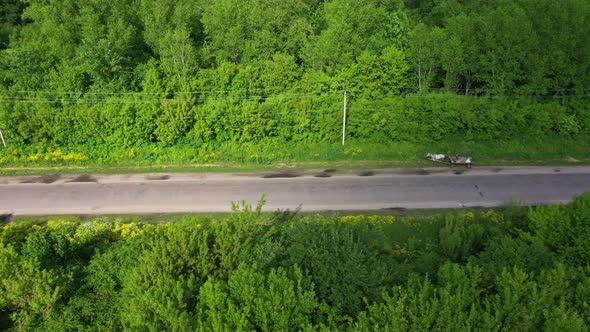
[1,192,590,331]
[1,0,589,169]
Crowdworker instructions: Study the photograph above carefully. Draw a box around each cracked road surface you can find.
[1,166,590,215]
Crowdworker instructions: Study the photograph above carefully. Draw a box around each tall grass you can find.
[0,135,588,170]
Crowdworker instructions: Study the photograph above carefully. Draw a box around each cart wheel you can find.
[466,164,472,169]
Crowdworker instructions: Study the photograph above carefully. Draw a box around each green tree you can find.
[118,223,215,331]
[282,220,391,318]
[303,0,409,74]
[528,192,590,266]
[0,0,26,49]
[407,23,444,90]
[198,265,318,331]
[201,0,311,64]
[340,46,410,99]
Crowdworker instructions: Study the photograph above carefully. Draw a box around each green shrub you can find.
[528,192,590,266]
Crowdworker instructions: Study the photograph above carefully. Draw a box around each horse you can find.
[426,153,446,161]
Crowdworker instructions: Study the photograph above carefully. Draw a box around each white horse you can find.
[426,153,446,161]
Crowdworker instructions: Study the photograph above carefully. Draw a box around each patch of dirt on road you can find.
[262,171,301,178]
[314,172,332,178]
[382,207,407,212]
[68,174,97,182]
[554,168,561,172]
[357,170,376,176]
[396,168,445,176]
[146,174,171,180]
[453,169,466,175]
[20,174,61,184]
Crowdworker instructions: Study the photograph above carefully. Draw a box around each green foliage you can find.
[202,0,310,64]
[340,46,410,99]
[303,0,408,73]
[2,194,590,330]
[198,265,317,331]
[280,219,394,318]
[117,222,214,331]
[438,214,488,262]
[528,192,590,266]
[154,101,195,145]
[475,235,555,283]
[1,0,587,161]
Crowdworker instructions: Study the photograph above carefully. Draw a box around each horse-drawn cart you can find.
[426,153,472,168]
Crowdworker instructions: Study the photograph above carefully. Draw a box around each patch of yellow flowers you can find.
[111,222,146,240]
[0,147,88,164]
[15,220,147,245]
[480,209,503,224]
[343,147,363,156]
[25,149,88,163]
[338,215,396,225]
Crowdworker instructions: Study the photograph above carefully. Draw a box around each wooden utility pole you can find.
[342,90,347,145]
[0,129,5,148]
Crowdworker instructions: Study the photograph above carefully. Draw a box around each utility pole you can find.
[0,129,5,148]
[342,90,347,145]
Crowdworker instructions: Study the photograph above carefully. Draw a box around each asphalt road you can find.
[1,166,590,215]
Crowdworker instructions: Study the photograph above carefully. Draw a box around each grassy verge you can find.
[1,135,589,176]
[8,203,530,223]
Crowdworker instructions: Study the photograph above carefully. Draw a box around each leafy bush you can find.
[1,193,590,330]
[528,192,590,266]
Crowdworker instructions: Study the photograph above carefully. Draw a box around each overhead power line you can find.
[6,86,340,96]
[0,92,341,104]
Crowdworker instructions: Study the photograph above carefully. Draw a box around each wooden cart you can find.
[447,156,472,168]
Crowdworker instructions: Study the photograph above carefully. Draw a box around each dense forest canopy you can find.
[0,0,588,159]
[1,0,586,93]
